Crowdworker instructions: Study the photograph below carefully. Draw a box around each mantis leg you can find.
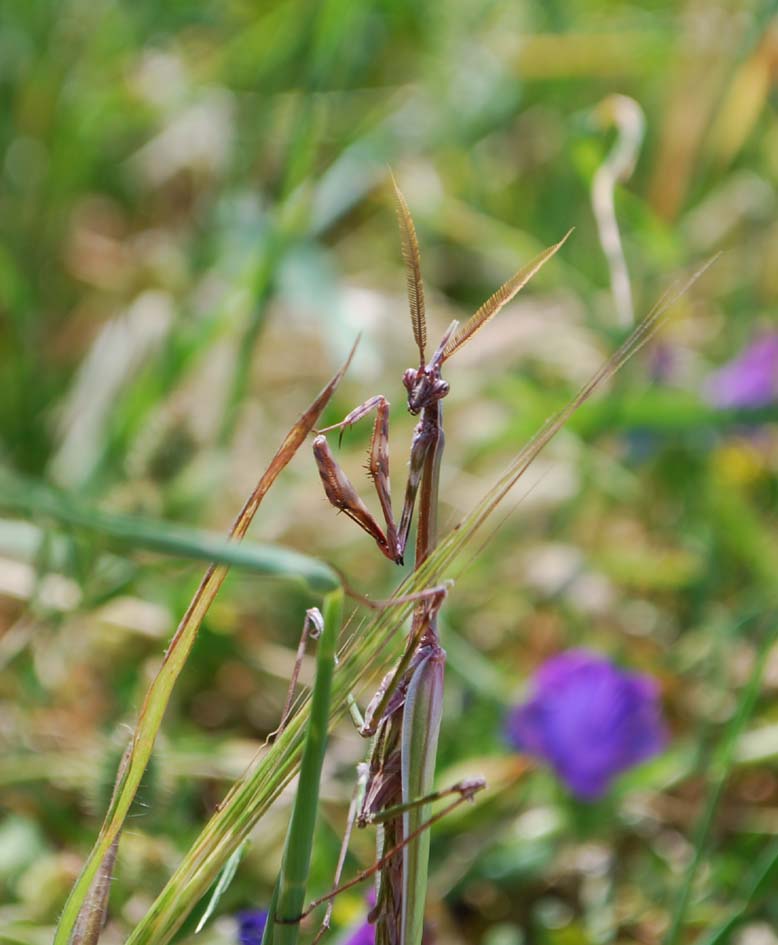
[314,395,439,567]
[365,777,485,824]
[296,778,486,921]
[314,395,403,563]
[313,435,397,562]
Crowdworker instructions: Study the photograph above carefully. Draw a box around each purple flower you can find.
[342,919,375,945]
[705,334,778,409]
[341,891,376,945]
[505,650,667,800]
[236,909,268,945]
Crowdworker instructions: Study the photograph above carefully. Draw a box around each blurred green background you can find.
[3,0,778,942]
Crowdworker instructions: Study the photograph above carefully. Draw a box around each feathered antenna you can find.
[392,174,427,367]
[438,253,722,558]
[442,230,573,362]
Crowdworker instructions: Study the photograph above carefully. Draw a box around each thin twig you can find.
[591,94,645,327]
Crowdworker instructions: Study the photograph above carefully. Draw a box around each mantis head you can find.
[402,366,449,416]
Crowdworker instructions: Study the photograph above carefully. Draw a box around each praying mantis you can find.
[301,182,570,945]
[259,182,713,945]
[259,182,567,945]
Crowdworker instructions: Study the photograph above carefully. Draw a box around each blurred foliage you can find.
[3,0,778,942]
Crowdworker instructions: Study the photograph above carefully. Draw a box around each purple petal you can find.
[505,650,667,801]
[236,909,268,945]
[342,920,376,945]
[705,334,778,409]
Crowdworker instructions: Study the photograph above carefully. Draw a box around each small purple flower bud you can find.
[505,650,667,800]
[705,333,778,409]
[236,909,268,945]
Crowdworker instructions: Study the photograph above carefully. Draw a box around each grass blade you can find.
[195,840,249,935]
[0,472,339,593]
[263,588,343,945]
[696,839,778,945]
[53,347,354,945]
[70,837,119,945]
[401,647,445,945]
[71,744,131,945]
[664,616,778,945]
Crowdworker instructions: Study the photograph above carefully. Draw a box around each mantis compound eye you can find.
[402,368,417,391]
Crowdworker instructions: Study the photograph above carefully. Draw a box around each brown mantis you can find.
[306,180,570,945]
[259,186,713,945]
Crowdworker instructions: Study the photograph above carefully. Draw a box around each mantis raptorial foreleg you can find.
[314,394,400,563]
[312,325,461,572]
[313,435,395,562]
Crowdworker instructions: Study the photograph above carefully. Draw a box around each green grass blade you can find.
[263,588,343,945]
[401,649,445,945]
[71,742,132,945]
[195,840,249,934]
[696,839,778,945]
[70,837,119,945]
[663,617,778,945]
[54,354,352,945]
[0,471,338,593]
